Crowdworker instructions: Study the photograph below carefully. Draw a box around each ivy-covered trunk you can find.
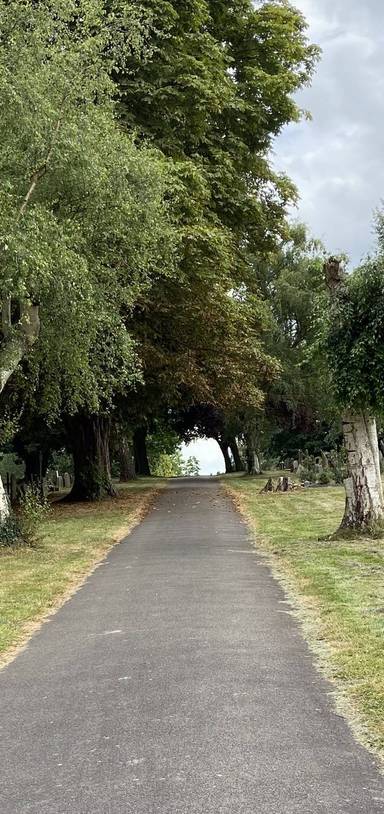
[340,413,384,530]
[68,414,116,501]
[133,427,151,477]
[229,438,243,472]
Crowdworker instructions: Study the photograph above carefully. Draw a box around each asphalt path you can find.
[1,479,384,813]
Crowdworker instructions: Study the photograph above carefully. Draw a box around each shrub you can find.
[18,487,51,546]
[319,470,332,485]
[300,468,317,483]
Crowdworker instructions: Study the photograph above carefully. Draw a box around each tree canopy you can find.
[0,0,325,498]
[0,0,177,421]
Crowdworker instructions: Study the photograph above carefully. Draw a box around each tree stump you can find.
[260,478,274,494]
[276,476,292,493]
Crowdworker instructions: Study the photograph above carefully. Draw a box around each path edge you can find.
[0,486,163,673]
[221,480,384,771]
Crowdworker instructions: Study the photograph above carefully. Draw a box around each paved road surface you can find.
[1,480,384,813]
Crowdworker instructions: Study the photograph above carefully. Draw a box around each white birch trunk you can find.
[0,477,10,523]
[341,412,384,530]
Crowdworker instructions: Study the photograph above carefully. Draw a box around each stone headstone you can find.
[49,470,61,490]
[63,473,71,489]
[57,476,64,491]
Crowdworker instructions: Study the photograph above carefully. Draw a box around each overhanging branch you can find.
[0,300,40,394]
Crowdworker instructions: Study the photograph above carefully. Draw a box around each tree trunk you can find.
[217,439,233,474]
[246,440,261,476]
[0,300,40,393]
[340,412,384,531]
[0,478,10,525]
[133,427,151,477]
[0,299,41,524]
[229,438,244,472]
[118,438,136,482]
[67,414,116,501]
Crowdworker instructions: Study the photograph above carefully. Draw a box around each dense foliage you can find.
[0,0,176,420]
[325,258,384,413]
[0,0,324,495]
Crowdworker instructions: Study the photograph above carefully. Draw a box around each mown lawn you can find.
[223,473,384,761]
[0,479,162,664]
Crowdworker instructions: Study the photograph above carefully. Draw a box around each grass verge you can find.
[222,473,384,762]
[0,479,163,668]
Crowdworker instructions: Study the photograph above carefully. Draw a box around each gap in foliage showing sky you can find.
[181,439,223,477]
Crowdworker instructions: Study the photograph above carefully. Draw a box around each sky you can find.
[275,0,384,266]
[181,439,223,477]
[183,0,384,475]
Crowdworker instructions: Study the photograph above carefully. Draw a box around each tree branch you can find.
[0,300,40,394]
[324,257,346,292]
[19,117,62,218]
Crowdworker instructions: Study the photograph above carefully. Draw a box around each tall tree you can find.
[0,0,177,501]
[324,257,384,533]
[248,225,336,461]
[116,0,319,445]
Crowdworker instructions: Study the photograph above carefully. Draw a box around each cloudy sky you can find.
[185,0,384,474]
[275,0,384,265]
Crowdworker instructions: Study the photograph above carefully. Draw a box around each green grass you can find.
[223,473,384,760]
[0,479,162,663]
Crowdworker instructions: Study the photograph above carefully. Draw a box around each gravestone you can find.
[50,470,60,491]
[63,473,71,489]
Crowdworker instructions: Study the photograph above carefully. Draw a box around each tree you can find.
[120,0,319,266]
[246,225,336,464]
[152,451,183,478]
[183,456,200,477]
[0,0,177,501]
[324,257,384,532]
[115,0,319,462]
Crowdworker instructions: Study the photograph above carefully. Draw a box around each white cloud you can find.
[275,0,384,265]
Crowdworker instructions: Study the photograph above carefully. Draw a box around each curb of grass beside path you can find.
[222,476,384,769]
[0,482,164,672]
